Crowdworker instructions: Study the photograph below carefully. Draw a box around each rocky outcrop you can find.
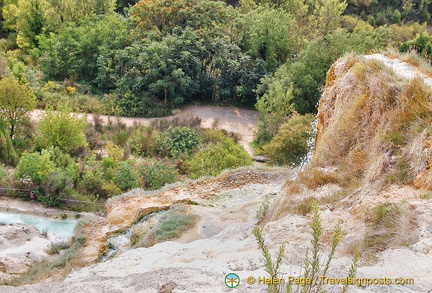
[0,224,52,284]
[315,54,432,188]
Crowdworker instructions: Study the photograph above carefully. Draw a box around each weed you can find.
[253,201,359,293]
[253,226,286,293]
[256,195,271,225]
[419,193,432,200]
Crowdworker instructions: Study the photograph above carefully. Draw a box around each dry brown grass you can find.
[298,167,339,189]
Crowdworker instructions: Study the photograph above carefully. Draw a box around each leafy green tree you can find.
[35,110,87,153]
[3,0,116,51]
[255,78,295,145]
[236,6,295,71]
[40,14,130,90]
[0,77,36,139]
[130,0,236,35]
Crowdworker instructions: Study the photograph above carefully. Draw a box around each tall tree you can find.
[0,77,36,139]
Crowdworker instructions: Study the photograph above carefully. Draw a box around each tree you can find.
[35,110,87,153]
[130,0,236,35]
[2,0,116,51]
[0,77,36,139]
[39,14,130,89]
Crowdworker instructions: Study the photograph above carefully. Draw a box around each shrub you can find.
[0,131,18,166]
[187,137,251,178]
[39,170,74,207]
[113,160,141,191]
[159,126,199,157]
[15,151,55,185]
[139,160,178,190]
[35,111,87,153]
[265,114,315,166]
[0,163,8,182]
[128,127,159,157]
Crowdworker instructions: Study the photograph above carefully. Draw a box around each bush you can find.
[139,160,178,190]
[39,170,74,207]
[113,160,141,191]
[187,137,251,178]
[159,126,199,157]
[15,151,55,185]
[128,127,160,157]
[35,111,87,153]
[0,131,18,166]
[0,163,8,182]
[265,114,315,166]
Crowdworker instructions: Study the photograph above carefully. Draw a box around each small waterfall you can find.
[99,210,166,262]
[300,118,318,168]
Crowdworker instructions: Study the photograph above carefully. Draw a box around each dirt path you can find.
[30,105,259,155]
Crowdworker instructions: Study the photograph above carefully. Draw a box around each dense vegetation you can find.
[0,0,432,209]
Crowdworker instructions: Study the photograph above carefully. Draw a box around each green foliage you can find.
[236,5,295,71]
[35,110,87,153]
[187,137,251,178]
[400,33,432,62]
[113,160,140,191]
[255,76,295,145]
[128,126,160,157]
[139,159,178,190]
[39,170,74,207]
[15,150,55,184]
[0,77,36,139]
[36,81,106,113]
[252,226,286,293]
[39,14,130,91]
[130,0,236,35]
[110,27,265,115]
[0,130,19,166]
[152,205,198,243]
[345,0,431,25]
[3,0,116,51]
[0,163,8,182]
[265,114,315,166]
[254,200,360,293]
[159,126,199,157]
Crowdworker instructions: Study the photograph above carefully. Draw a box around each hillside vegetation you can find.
[0,0,432,220]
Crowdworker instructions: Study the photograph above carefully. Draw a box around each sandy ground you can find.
[30,105,259,155]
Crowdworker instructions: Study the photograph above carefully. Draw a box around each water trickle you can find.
[300,118,318,169]
[99,210,166,262]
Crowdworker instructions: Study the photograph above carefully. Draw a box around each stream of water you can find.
[0,210,77,238]
[99,210,166,262]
